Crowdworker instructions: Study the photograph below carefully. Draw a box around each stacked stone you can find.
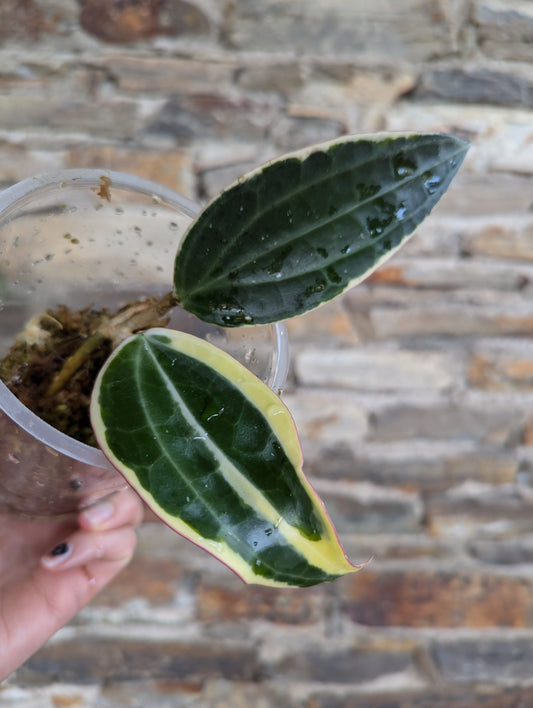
[2,1,533,706]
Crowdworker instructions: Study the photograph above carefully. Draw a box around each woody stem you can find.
[46,291,179,397]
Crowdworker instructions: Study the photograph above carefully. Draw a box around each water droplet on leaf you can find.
[423,172,441,194]
[393,152,417,179]
[201,404,225,423]
[395,203,407,220]
[267,404,283,419]
[304,277,327,297]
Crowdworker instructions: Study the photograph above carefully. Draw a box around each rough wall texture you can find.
[2,0,533,706]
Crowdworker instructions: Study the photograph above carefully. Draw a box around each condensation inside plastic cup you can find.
[0,170,289,517]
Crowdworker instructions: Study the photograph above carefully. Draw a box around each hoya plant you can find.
[86,132,468,588]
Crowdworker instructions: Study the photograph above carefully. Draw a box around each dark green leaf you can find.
[174,133,468,326]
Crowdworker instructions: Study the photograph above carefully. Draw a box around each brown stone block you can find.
[431,635,533,684]
[367,264,407,286]
[468,535,533,565]
[81,0,160,42]
[146,93,279,144]
[367,394,525,446]
[463,222,533,262]
[306,441,517,493]
[101,679,203,706]
[367,257,533,291]
[295,348,457,391]
[47,99,139,140]
[305,685,533,708]
[20,638,262,683]
[0,144,63,188]
[237,61,304,98]
[283,391,368,456]
[0,0,49,41]
[271,115,345,152]
[102,56,236,95]
[340,566,533,628]
[314,480,423,534]
[224,0,457,63]
[468,354,495,390]
[196,583,325,624]
[80,0,211,43]
[65,146,192,195]
[91,554,182,606]
[368,301,533,340]
[413,65,533,108]
[276,644,413,684]
[426,482,533,538]
[524,416,533,446]
[102,679,293,707]
[475,0,533,62]
[470,354,533,391]
[286,298,359,347]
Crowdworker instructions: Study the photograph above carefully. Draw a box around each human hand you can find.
[0,485,143,679]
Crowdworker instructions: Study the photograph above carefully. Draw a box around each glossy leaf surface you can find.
[174,133,468,326]
[91,329,360,587]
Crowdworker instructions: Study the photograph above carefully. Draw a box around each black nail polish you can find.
[50,542,70,557]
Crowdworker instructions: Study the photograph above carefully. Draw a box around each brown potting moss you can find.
[0,305,113,447]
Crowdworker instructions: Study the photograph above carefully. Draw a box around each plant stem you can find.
[46,331,106,397]
[46,291,179,397]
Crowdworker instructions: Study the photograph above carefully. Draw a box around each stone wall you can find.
[2,0,533,705]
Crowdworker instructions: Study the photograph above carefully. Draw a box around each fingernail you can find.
[42,542,73,568]
[80,499,114,526]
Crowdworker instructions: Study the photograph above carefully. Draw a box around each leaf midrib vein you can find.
[138,339,286,545]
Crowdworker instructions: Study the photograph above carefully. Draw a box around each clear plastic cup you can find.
[0,169,289,517]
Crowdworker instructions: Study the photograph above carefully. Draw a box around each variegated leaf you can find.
[90,328,361,587]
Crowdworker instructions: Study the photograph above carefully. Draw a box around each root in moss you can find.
[0,292,178,446]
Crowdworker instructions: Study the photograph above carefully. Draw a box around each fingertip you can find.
[79,499,115,529]
[79,489,143,532]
